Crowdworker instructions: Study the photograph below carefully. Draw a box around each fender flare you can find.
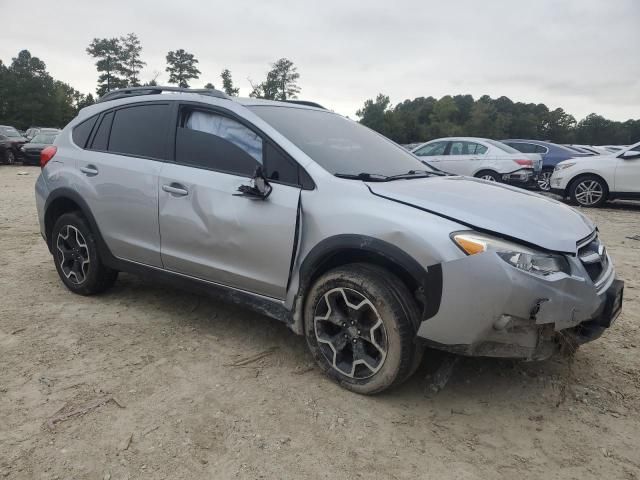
[43,187,117,265]
[295,234,442,326]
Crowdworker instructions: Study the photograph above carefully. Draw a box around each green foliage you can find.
[357,94,638,145]
[0,50,92,129]
[220,69,239,96]
[165,49,201,88]
[249,58,300,100]
[119,33,145,87]
[204,82,215,90]
[86,38,127,96]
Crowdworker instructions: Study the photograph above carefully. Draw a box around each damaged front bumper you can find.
[417,250,623,360]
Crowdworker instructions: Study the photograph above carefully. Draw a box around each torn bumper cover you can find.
[417,250,623,360]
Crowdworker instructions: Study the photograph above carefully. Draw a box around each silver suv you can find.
[35,87,624,394]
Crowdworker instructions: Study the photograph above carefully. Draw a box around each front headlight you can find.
[554,162,576,171]
[451,232,570,276]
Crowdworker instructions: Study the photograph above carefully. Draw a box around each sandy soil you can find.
[1,165,639,480]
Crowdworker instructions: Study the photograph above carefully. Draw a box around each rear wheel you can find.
[569,174,608,207]
[475,170,501,182]
[52,212,118,295]
[304,263,422,395]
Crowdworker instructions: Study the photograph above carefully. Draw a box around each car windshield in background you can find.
[31,134,57,144]
[0,127,21,137]
[248,106,432,177]
[484,139,520,154]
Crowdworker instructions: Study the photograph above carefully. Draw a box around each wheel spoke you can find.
[55,225,90,285]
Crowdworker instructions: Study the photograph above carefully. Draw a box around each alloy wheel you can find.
[574,180,603,206]
[56,225,90,284]
[538,171,552,191]
[313,287,388,379]
[480,174,497,182]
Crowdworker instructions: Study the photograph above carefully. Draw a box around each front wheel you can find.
[4,149,16,165]
[537,169,553,191]
[569,174,608,207]
[304,263,422,394]
[475,170,501,182]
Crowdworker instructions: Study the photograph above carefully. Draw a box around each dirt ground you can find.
[1,165,639,480]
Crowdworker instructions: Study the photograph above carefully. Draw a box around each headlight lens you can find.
[554,162,576,171]
[452,232,570,276]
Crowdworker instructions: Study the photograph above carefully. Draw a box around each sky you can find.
[1,0,638,121]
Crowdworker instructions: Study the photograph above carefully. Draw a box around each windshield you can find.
[31,134,57,144]
[484,139,520,154]
[0,127,21,138]
[248,106,432,176]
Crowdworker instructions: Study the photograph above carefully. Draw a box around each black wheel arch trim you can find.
[296,234,443,327]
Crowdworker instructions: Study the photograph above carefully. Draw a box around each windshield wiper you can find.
[334,172,390,182]
[384,169,445,180]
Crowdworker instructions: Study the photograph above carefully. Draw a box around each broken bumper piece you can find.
[416,251,623,360]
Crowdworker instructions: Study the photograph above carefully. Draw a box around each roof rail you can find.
[281,100,327,110]
[97,86,229,103]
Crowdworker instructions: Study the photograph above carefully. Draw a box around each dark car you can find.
[501,139,590,191]
[0,125,28,164]
[20,130,60,165]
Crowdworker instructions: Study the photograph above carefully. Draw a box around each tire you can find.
[568,174,608,208]
[4,149,16,165]
[475,170,501,182]
[51,212,118,295]
[304,263,421,395]
[537,168,553,191]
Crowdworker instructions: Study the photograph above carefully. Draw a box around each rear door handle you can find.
[80,165,99,176]
[162,183,189,196]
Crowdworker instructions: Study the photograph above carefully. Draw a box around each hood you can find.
[368,176,594,253]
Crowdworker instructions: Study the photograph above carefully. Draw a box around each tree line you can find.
[356,94,640,146]
[1,33,637,145]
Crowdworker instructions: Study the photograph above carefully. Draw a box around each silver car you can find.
[35,87,623,394]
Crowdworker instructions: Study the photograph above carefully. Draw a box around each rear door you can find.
[439,140,488,176]
[614,146,640,193]
[158,104,302,299]
[75,102,172,267]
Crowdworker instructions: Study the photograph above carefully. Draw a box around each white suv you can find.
[550,141,640,207]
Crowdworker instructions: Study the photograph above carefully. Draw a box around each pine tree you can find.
[165,49,201,88]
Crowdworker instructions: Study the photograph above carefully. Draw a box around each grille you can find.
[577,233,607,283]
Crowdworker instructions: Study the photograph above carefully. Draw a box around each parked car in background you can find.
[35,86,622,394]
[25,127,45,140]
[502,139,591,191]
[0,125,28,164]
[550,141,640,207]
[411,137,541,186]
[564,145,598,156]
[401,142,423,151]
[601,145,626,153]
[20,130,60,165]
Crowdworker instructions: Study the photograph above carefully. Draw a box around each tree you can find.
[204,82,215,90]
[165,49,200,88]
[356,94,391,134]
[249,58,300,100]
[220,69,239,96]
[86,38,126,96]
[119,33,145,87]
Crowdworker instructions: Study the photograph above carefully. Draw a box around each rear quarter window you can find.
[72,115,98,148]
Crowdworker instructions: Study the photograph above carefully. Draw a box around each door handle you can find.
[162,183,189,196]
[80,165,98,176]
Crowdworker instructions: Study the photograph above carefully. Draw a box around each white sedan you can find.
[550,141,640,207]
[411,137,542,187]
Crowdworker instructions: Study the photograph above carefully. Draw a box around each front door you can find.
[158,106,301,299]
[614,148,640,193]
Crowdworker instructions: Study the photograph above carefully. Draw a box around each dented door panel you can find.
[158,163,301,299]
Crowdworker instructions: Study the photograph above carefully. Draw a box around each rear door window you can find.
[108,104,171,159]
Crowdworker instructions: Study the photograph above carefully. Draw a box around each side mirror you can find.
[621,150,640,159]
[235,165,273,200]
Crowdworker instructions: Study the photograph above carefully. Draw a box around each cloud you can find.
[0,0,637,121]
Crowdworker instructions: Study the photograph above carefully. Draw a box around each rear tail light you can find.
[513,159,533,167]
[40,146,57,168]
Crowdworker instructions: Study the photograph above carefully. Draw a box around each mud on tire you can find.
[304,263,423,394]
